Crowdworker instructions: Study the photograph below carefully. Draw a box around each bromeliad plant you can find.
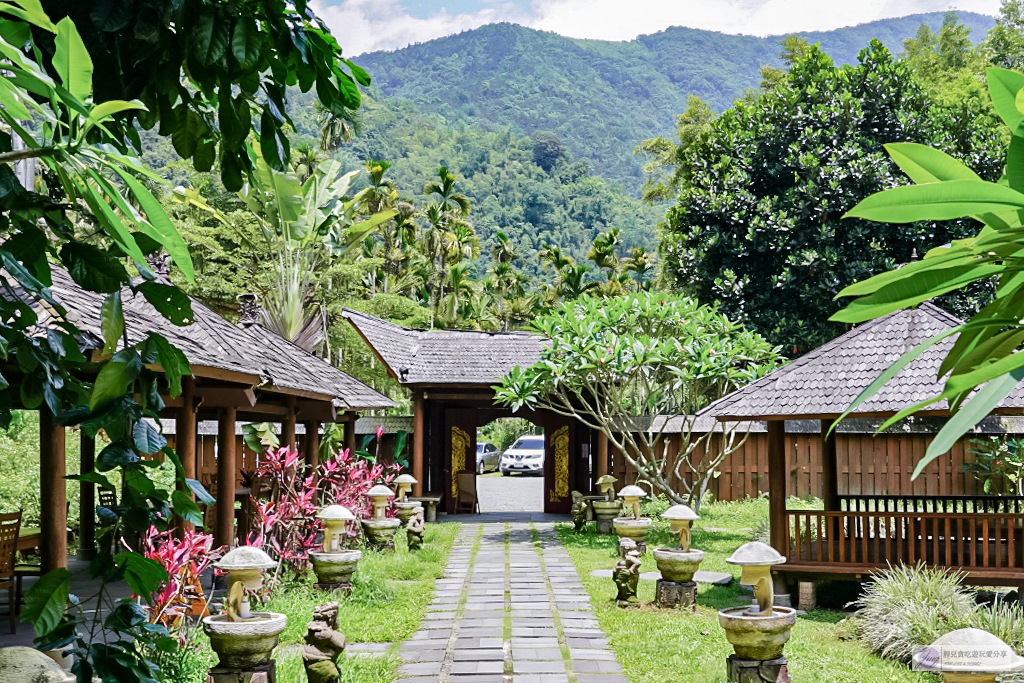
[495,293,783,511]
[832,67,1024,477]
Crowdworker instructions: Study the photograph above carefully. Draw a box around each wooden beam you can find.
[282,395,297,450]
[423,391,497,401]
[821,419,839,512]
[595,430,609,491]
[767,420,787,557]
[303,420,320,471]
[413,389,424,497]
[344,415,357,457]
[40,407,67,573]
[175,377,198,535]
[295,399,336,423]
[215,407,237,549]
[77,430,96,561]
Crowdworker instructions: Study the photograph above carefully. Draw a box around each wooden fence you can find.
[609,430,995,502]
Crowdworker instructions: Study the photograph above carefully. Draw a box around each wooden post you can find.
[282,395,297,450]
[303,421,320,471]
[216,407,237,549]
[767,420,787,556]
[77,430,96,561]
[596,430,609,492]
[344,415,357,458]
[175,376,197,535]
[40,407,67,573]
[412,389,424,497]
[821,419,839,511]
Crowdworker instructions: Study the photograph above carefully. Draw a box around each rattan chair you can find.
[454,470,479,514]
[0,511,22,633]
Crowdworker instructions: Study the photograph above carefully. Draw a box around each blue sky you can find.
[310,0,1002,57]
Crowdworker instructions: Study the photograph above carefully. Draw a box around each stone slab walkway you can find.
[398,522,626,683]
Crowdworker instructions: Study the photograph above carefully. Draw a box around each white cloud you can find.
[313,0,1004,57]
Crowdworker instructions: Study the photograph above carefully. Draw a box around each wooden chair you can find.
[0,511,21,633]
[454,471,479,514]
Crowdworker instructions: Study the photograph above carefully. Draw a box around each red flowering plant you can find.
[141,526,224,644]
[247,446,400,582]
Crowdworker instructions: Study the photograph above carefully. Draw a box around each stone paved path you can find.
[398,522,626,683]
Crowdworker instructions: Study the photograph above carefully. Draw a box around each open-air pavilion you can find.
[705,303,1024,589]
[10,268,394,577]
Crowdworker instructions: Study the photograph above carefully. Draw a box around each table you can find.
[17,527,39,554]
[411,496,442,523]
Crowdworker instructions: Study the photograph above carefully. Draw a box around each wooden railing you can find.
[786,510,1024,575]
[839,494,1024,515]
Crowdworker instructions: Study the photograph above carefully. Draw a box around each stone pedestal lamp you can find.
[913,628,1024,682]
[393,474,421,526]
[361,484,401,550]
[592,475,622,534]
[653,504,704,609]
[717,542,796,683]
[612,485,652,554]
[203,546,287,682]
[311,505,361,592]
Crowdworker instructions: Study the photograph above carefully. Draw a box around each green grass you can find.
[557,498,923,683]
[166,522,459,682]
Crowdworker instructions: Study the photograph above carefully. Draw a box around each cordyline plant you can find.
[141,527,223,642]
[248,446,399,581]
[495,293,783,511]
[831,67,1024,478]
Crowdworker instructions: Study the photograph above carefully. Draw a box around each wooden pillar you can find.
[282,395,297,450]
[767,420,788,556]
[412,389,425,497]
[344,415,357,457]
[821,419,840,511]
[215,407,237,549]
[76,430,96,561]
[40,407,67,573]
[175,377,197,535]
[303,421,320,471]
[595,430,609,491]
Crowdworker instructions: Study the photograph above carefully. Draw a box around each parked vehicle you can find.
[500,435,545,476]
[476,441,501,474]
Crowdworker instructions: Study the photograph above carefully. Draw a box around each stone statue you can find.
[302,602,347,683]
[406,507,425,551]
[613,550,642,605]
[571,491,588,533]
[617,536,637,558]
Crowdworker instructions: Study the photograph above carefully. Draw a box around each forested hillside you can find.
[356,13,996,192]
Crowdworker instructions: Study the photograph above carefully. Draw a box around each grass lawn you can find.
[557,498,922,683]
[167,522,459,683]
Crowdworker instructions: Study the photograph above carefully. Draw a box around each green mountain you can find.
[355,13,996,193]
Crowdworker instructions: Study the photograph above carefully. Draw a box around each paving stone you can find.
[572,660,623,674]
[513,661,567,674]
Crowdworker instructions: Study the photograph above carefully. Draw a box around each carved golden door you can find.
[444,409,476,514]
[543,417,574,514]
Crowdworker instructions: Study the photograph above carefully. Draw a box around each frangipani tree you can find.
[495,294,782,510]
[833,67,1024,478]
[237,150,396,350]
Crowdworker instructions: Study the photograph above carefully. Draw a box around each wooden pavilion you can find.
[342,310,604,514]
[11,267,394,574]
[705,303,1024,589]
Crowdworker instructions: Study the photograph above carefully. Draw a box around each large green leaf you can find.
[89,0,133,31]
[60,242,130,294]
[885,143,981,183]
[844,179,1024,223]
[231,16,260,69]
[89,99,145,123]
[988,67,1024,133]
[133,419,166,454]
[4,0,56,31]
[21,568,71,637]
[192,8,229,66]
[53,16,92,101]
[114,553,167,603]
[136,281,194,326]
[171,490,204,527]
[836,247,975,299]
[142,333,190,397]
[83,172,149,266]
[914,367,1024,479]
[110,167,195,281]
[100,291,123,355]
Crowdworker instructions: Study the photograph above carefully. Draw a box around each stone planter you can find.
[310,549,362,585]
[592,500,622,534]
[0,647,76,683]
[362,518,401,549]
[394,501,421,526]
[202,612,288,669]
[613,517,652,544]
[653,548,705,583]
[717,606,797,661]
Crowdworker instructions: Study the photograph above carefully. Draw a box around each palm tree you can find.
[438,261,478,325]
[624,247,656,291]
[421,167,477,328]
[292,142,325,183]
[316,99,362,151]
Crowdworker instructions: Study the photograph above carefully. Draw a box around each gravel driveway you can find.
[477,473,544,512]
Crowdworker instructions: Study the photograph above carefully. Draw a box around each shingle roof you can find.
[341,309,544,385]
[704,303,1024,420]
[27,268,393,411]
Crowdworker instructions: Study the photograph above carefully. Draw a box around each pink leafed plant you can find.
[247,446,401,582]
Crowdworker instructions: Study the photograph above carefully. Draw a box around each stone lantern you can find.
[362,484,401,550]
[393,474,421,526]
[592,475,622,534]
[717,542,796,683]
[203,546,287,676]
[653,504,704,608]
[913,628,1024,682]
[612,484,652,552]
[311,505,361,590]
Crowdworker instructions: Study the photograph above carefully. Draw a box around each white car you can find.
[500,435,545,476]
